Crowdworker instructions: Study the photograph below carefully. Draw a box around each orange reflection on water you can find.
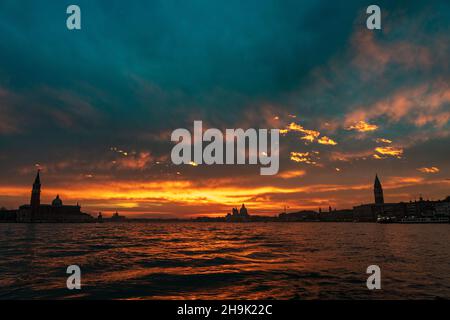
[2,222,450,299]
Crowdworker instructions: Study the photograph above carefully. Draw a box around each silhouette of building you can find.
[109,211,126,222]
[239,204,248,216]
[434,200,450,217]
[374,174,384,204]
[52,194,63,207]
[30,170,41,213]
[354,174,391,221]
[278,210,318,221]
[353,174,450,222]
[16,170,93,223]
[226,204,250,222]
[0,208,17,222]
[318,209,353,222]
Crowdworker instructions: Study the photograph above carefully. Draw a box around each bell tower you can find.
[374,174,384,204]
[30,170,41,211]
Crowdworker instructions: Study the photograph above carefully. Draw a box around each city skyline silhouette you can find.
[1,169,449,222]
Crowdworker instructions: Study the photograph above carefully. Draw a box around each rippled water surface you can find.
[1,222,449,299]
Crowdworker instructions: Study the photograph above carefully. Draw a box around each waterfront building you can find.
[354,174,405,221]
[16,171,93,223]
[435,201,450,217]
[0,208,17,222]
[374,174,384,204]
[226,204,250,222]
[109,211,126,222]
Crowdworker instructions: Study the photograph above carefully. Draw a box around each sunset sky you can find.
[0,0,449,217]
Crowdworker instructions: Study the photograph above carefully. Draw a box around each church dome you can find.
[52,195,63,207]
[239,204,248,216]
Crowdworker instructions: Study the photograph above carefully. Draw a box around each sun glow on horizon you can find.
[1,172,449,217]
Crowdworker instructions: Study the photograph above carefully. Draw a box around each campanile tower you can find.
[30,170,41,211]
[374,174,384,204]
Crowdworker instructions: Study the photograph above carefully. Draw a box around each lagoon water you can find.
[1,222,449,299]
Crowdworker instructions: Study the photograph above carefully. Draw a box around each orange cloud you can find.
[351,30,432,76]
[374,146,403,158]
[290,151,319,165]
[0,178,357,215]
[286,122,320,142]
[418,167,440,174]
[3,172,450,217]
[373,154,383,160]
[345,83,450,131]
[318,136,337,145]
[282,122,337,146]
[347,120,378,132]
[278,170,306,179]
[375,138,392,144]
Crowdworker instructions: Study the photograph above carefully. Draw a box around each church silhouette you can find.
[16,170,93,223]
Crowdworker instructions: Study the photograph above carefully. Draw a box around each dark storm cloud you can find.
[0,1,365,119]
[0,0,364,169]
